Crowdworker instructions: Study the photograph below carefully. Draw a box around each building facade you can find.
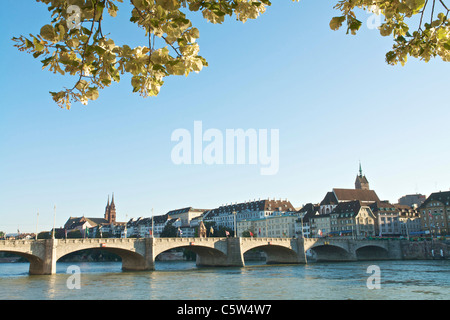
[166,207,208,228]
[370,201,401,237]
[237,213,299,238]
[395,204,422,237]
[203,199,296,233]
[311,213,331,237]
[294,203,319,238]
[419,191,450,236]
[329,200,376,238]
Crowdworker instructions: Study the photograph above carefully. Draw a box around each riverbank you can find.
[401,240,449,260]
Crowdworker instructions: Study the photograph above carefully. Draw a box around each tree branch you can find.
[418,0,429,31]
[71,0,98,92]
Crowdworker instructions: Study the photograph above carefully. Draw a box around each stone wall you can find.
[401,240,449,260]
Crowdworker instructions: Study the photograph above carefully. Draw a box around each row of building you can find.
[61,167,450,240]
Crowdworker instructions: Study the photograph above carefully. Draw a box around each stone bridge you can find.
[0,237,406,275]
[303,238,402,261]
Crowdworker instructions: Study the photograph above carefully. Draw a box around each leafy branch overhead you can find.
[12,0,450,109]
[331,0,450,66]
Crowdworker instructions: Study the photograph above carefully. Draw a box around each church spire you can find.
[355,162,369,190]
[359,161,363,177]
[109,193,116,223]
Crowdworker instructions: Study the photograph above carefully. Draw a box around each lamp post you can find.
[36,211,39,240]
[233,211,237,238]
[123,214,128,238]
[151,208,154,239]
[52,205,56,240]
[265,216,268,238]
[405,218,410,241]
[301,215,304,239]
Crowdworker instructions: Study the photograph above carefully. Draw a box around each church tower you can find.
[104,193,117,224]
[355,162,370,190]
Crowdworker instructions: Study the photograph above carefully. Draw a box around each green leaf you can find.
[33,36,44,52]
[348,19,362,35]
[86,88,99,100]
[330,16,346,31]
[40,24,57,42]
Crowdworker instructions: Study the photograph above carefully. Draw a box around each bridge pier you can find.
[295,238,308,264]
[121,238,155,271]
[196,237,245,267]
[29,239,57,275]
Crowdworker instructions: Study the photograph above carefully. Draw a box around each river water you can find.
[0,260,448,300]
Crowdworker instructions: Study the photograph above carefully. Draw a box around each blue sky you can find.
[1,1,449,233]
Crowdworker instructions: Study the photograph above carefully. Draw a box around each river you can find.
[0,260,448,300]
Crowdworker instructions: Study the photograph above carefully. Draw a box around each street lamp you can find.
[151,208,154,239]
[405,218,410,241]
[52,205,56,240]
[301,215,304,239]
[123,214,128,238]
[36,211,39,240]
[265,215,268,238]
[233,211,237,238]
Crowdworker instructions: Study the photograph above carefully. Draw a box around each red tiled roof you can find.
[333,188,380,203]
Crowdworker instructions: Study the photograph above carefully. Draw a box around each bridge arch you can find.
[240,238,303,264]
[56,246,148,271]
[355,245,389,260]
[55,239,152,272]
[242,244,300,264]
[152,238,229,267]
[0,249,45,275]
[308,244,355,262]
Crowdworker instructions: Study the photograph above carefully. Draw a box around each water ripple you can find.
[0,260,448,300]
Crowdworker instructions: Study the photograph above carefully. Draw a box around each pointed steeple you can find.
[109,193,116,223]
[355,162,369,190]
[110,192,115,210]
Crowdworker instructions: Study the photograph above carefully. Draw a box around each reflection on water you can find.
[0,260,448,300]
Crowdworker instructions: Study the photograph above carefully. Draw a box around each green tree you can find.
[242,230,255,237]
[67,229,83,238]
[203,221,216,237]
[38,231,52,239]
[160,223,178,237]
[12,0,450,109]
[212,225,233,237]
[101,231,113,238]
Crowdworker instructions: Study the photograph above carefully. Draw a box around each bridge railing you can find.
[58,238,138,245]
[0,239,45,246]
[240,237,293,243]
[153,237,228,244]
